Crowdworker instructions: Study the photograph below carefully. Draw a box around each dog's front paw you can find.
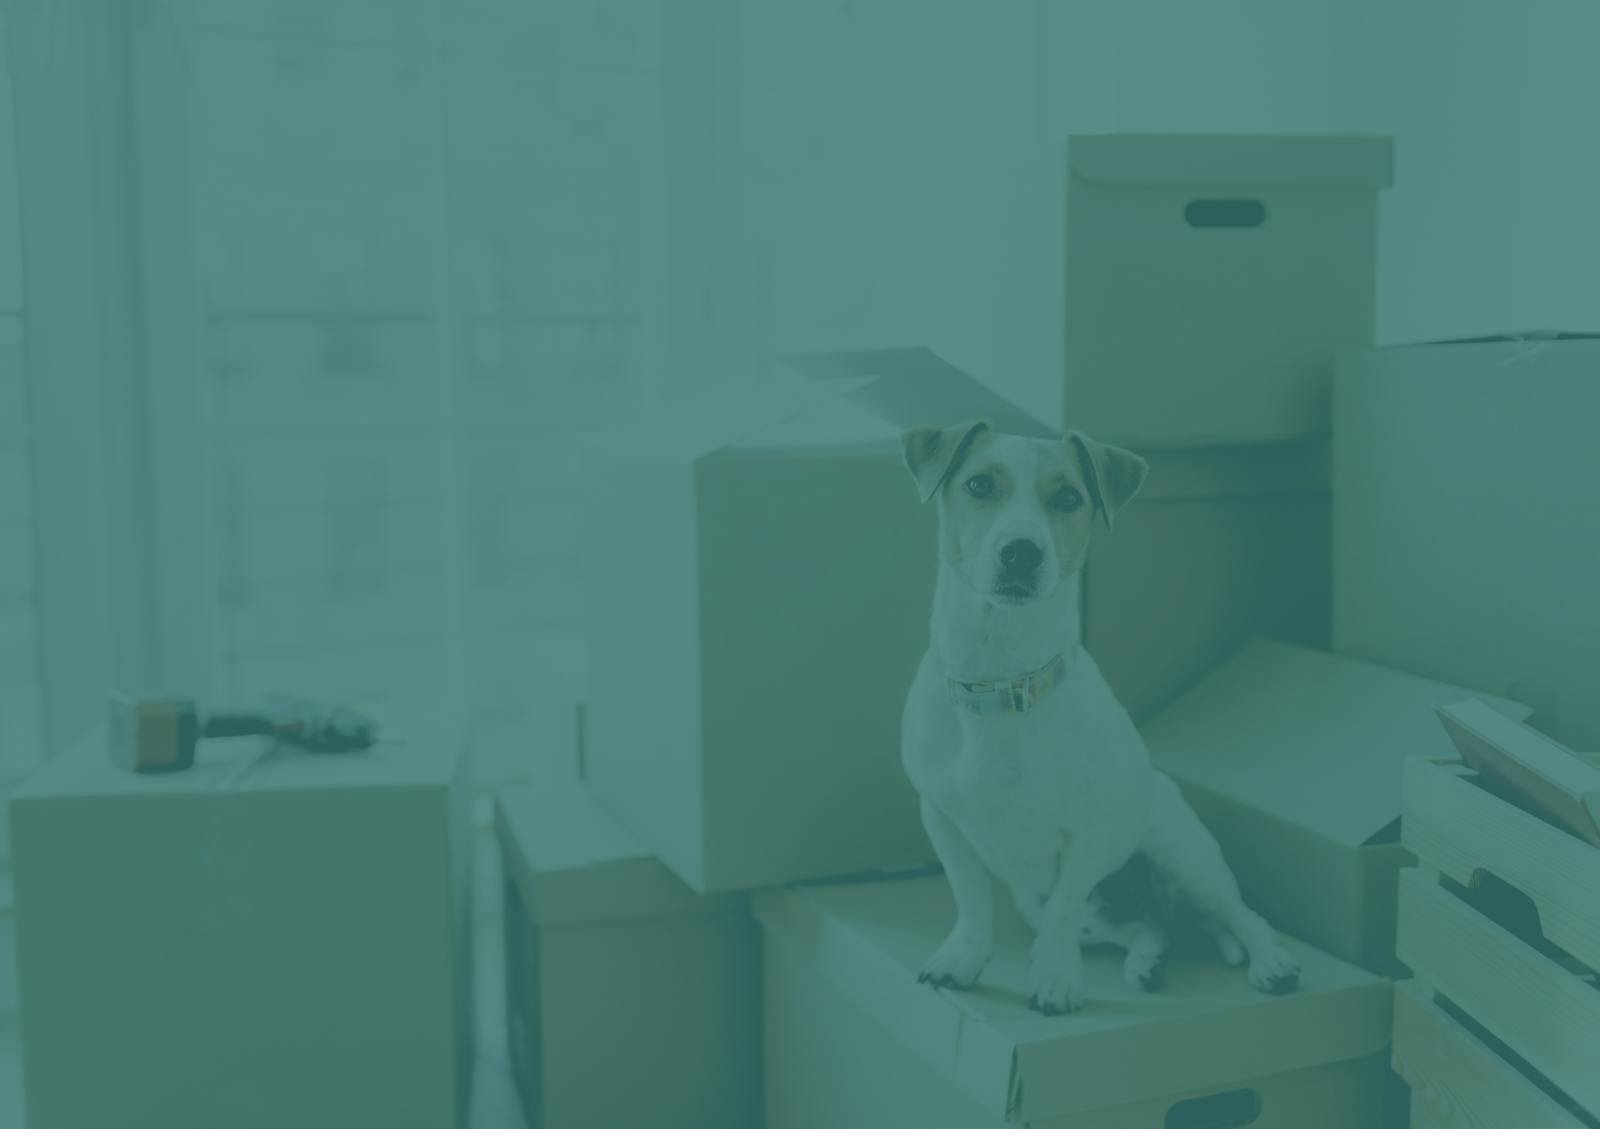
[1247,940,1301,995]
[917,929,991,991]
[1027,944,1086,1015]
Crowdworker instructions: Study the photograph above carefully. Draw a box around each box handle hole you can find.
[1184,199,1267,228]
[1165,1088,1262,1129]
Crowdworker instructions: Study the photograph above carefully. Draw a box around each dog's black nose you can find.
[999,538,1043,575]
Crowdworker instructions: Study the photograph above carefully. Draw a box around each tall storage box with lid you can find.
[996,133,1395,720]
[996,132,1394,444]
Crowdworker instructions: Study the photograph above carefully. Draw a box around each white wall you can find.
[734,0,1599,393]
[1357,0,1600,342]
[1039,0,1362,137]
[736,0,1370,404]
[736,2,1043,376]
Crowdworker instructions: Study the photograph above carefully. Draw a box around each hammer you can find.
[109,693,377,774]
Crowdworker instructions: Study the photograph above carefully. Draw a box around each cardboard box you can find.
[1085,441,1332,723]
[1143,639,1530,976]
[757,874,1392,1129]
[580,346,1053,892]
[995,133,1393,444]
[1333,333,1600,751]
[495,782,761,1129]
[9,717,474,1129]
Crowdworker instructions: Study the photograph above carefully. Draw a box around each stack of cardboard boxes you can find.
[493,132,1575,1129]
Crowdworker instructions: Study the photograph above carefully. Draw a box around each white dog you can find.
[899,421,1300,1014]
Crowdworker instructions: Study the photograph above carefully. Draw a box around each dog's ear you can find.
[901,420,991,504]
[1067,431,1148,530]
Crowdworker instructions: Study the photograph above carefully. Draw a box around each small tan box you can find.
[1396,756,1600,1124]
[757,874,1392,1129]
[495,782,761,1129]
[1144,640,1529,976]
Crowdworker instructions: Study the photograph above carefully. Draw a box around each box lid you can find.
[1069,133,1394,189]
[755,875,1392,1123]
[13,713,466,802]
[1339,332,1600,374]
[595,369,867,459]
[495,782,738,926]
[1381,330,1600,348]
[600,347,1053,462]
[1144,640,1533,848]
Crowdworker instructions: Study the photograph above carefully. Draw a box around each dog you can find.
[898,420,1301,1014]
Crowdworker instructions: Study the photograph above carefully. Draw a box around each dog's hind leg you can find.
[1142,775,1300,994]
[1078,901,1168,991]
[1121,923,1169,991]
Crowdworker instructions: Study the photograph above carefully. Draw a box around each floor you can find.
[0,820,529,1129]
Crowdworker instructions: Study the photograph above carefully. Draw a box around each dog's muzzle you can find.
[994,537,1044,600]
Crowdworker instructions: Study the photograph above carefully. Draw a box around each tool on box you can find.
[109,692,378,774]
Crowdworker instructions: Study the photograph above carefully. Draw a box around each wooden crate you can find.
[1393,982,1587,1129]
[1395,757,1600,1125]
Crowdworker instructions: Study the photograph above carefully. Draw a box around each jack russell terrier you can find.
[898,421,1300,1014]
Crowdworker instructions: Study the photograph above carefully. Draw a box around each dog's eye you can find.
[1050,486,1085,512]
[965,473,996,499]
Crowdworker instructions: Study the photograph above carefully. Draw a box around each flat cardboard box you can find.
[1085,440,1332,723]
[995,133,1394,444]
[495,782,761,1129]
[580,346,1053,893]
[9,716,474,1129]
[1333,333,1600,751]
[757,875,1391,1128]
[1144,639,1531,976]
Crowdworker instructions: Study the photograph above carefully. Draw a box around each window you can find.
[185,0,664,778]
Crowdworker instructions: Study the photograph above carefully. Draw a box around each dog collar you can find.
[947,653,1070,717]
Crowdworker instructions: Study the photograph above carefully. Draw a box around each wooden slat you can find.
[1393,982,1586,1129]
[1404,758,1600,971]
[1397,870,1600,1117]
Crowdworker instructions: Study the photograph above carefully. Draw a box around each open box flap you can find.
[1069,133,1394,189]
[1145,640,1533,848]
[778,347,1055,441]
[1436,699,1600,848]
[757,875,1391,1122]
[589,370,876,461]
[593,348,1050,461]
